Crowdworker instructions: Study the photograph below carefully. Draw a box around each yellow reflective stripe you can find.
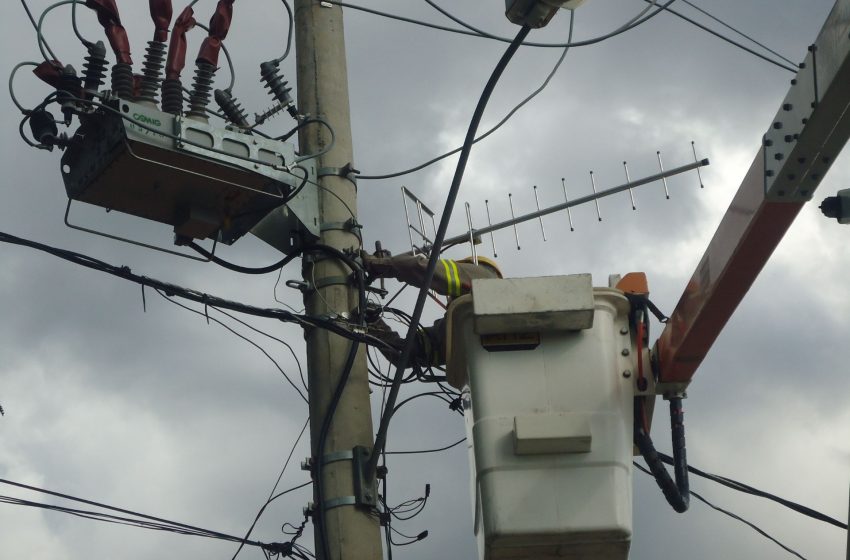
[448,260,462,297]
[441,259,455,296]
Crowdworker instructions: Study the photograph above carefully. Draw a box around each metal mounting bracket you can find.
[322,450,354,465]
[64,199,215,261]
[352,446,378,508]
[323,496,357,511]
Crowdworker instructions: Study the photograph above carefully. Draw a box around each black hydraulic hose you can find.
[634,396,690,513]
[189,242,299,274]
[366,24,532,481]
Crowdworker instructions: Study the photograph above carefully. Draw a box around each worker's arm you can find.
[368,316,442,368]
[365,255,498,297]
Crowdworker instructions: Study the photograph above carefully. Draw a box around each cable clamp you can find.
[318,163,359,186]
[323,496,357,511]
[321,450,354,465]
[313,274,352,291]
[320,217,362,233]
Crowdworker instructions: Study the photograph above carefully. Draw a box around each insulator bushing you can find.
[161,78,183,115]
[111,62,134,99]
[29,108,59,148]
[186,62,217,120]
[82,41,108,97]
[137,40,167,105]
[214,89,250,128]
[58,65,82,123]
[260,61,293,107]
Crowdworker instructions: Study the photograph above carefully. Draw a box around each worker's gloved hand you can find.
[361,253,393,278]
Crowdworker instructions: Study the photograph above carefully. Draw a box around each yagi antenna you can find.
[398,145,710,258]
[401,186,437,255]
[441,148,709,254]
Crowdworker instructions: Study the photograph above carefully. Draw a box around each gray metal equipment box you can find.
[60,99,318,247]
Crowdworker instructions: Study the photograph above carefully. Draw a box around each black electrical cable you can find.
[690,490,808,560]
[154,289,309,404]
[0,494,273,544]
[325,0,678,49]
[641,0,797,73]
[680,0,796,66]
[368,23,532,481]
[213,306,307,391]
[20,0,59,60]
[385,437,466,456]
[0,230,395,352]
[357,11,575,181]
[655,452,848,530]
[276,117,335,143]
[633,464,809,560]
[187,240,296,274]
[231,417,311,560]
[392,391,455,414]
[0,479,269,550]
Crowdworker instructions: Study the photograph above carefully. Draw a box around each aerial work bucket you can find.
[446,275,636,560]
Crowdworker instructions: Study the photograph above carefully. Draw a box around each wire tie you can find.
[141,284,146,313]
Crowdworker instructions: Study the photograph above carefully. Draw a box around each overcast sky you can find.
[1,1,848,559]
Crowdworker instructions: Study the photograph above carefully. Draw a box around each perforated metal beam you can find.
[655,0,850,389]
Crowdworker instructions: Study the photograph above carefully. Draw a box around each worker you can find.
[362,253,502,368]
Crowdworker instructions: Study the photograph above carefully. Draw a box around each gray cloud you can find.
[1,1,847,559]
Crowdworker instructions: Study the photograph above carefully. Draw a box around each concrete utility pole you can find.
[293,1,382,559]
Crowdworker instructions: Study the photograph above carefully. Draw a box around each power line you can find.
[679,0,797,66]
[0,479,271,551]
[690,490,807,560]
[19,0,58,60]
[213,306,307,392]
[154,290,309,404]
[357,10,576,181]
[232,416,311,560]
[655,451,848,530]
[385,437,466,456]
[633,462,808,559]
[0,230,396,353]
[421,0,660,47]
[643,0,798,73]
[326,0,679,49]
